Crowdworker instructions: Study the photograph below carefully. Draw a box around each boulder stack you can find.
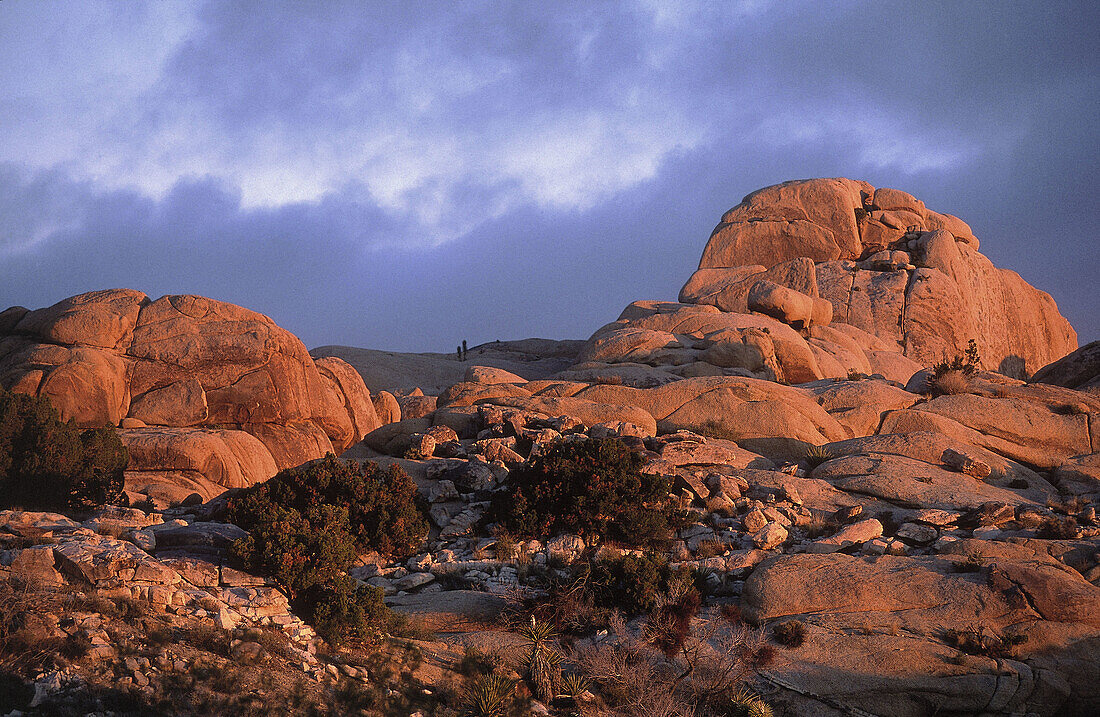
[0,290,385,504]
[578,178,1076,384]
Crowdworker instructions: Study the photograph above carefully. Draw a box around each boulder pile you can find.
[0,290,386,505]
[577,178,1077,385]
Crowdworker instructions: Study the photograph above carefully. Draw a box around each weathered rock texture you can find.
[1032,341,1100,394]
[0,290,382,503]
[579,178,1076,384]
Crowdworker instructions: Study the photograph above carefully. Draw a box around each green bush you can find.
[304,576,391,647]
[0,386,126,510]
[228,502,356,599]
[489,437,674,547]
[226,455,429,645]
[932,339,981,379]
[583,551,681,617]
[228,454,428,559]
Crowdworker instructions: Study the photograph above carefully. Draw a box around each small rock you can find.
[743,509,768,533]
[405,433,436,460]
[834,505,863,523]
[895,522,938,544]
[214,607,239,631]
[941,448,991,479]
[806,518,883,554]
[230,640,265,663]
[752,522,788,550]
[428,480,459,503]
[393,572,435,591]
[913,509,961,527]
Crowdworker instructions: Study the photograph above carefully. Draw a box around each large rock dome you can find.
[578,178,1077,385]
[0,289,383,504]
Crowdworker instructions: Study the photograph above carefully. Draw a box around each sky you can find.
[1,0,1097,352]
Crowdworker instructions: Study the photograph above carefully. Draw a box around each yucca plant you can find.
[803,445,835,469]
[519,617,562,701]
[463,673,515,717]
[729,687,774,717]
[559,672,591,701]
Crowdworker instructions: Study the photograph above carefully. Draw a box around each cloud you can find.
[0,1,1096,350]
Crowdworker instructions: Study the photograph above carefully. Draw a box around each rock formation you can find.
[1,180,1096,716]
[1033,340,1100,394]
[577,178,1076,385]
[0,290,383,504]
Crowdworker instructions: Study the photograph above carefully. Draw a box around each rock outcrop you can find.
[0,290,383,504]
[578,179,1076,384]
[1032,341,1100,394]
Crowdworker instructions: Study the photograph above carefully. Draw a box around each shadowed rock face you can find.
[581,178,1077,385]
[1032,341,1100,394]
[0,289,381,504]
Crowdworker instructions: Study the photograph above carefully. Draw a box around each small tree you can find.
[226,455,429,645]
[489,437,674,547]
[0,387,126,511]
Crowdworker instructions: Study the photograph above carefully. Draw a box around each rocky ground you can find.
[2,178,1099,715]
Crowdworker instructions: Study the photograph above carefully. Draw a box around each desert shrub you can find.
[942,625,1026,659]
[463,673,519,717]
[303,576,390,647]
[575,610,773,717]
[1038,515,1078,539]
[699,418,739,441]
[803,445,835,469]
[931,339,980,380]
[229,501,356,601]
[228,454,428,559]
[489,437,674,547]
[227,455,427,645]
[518,618,561,701]
[456,646,500,679]
[584,551,682,617]
[771,620,806,648]
[647,588,703,658]
[930,369,972,396]
[0,387,126,511]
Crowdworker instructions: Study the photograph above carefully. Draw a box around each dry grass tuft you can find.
[930,369,972,396]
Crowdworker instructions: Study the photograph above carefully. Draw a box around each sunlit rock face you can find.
[579,178,1077,385]
[0,289,381,504]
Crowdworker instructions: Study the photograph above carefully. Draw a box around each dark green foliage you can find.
[304,577,390,647]
[226,455,429,645]
[0,386,126,511]
[583,551,678,616]
[228,502,356,600]
[489,437,674,547]
[932,339,981,379]
[71,427,130,509]
[228,454,428,559]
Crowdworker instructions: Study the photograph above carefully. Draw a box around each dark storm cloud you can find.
[0,1,1096,351]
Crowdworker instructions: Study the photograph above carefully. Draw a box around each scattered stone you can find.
[941,448,992,478]
[743,509,768,533]
[752,522,788,550]
[806,518,883,554]
[895,522,938,544]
